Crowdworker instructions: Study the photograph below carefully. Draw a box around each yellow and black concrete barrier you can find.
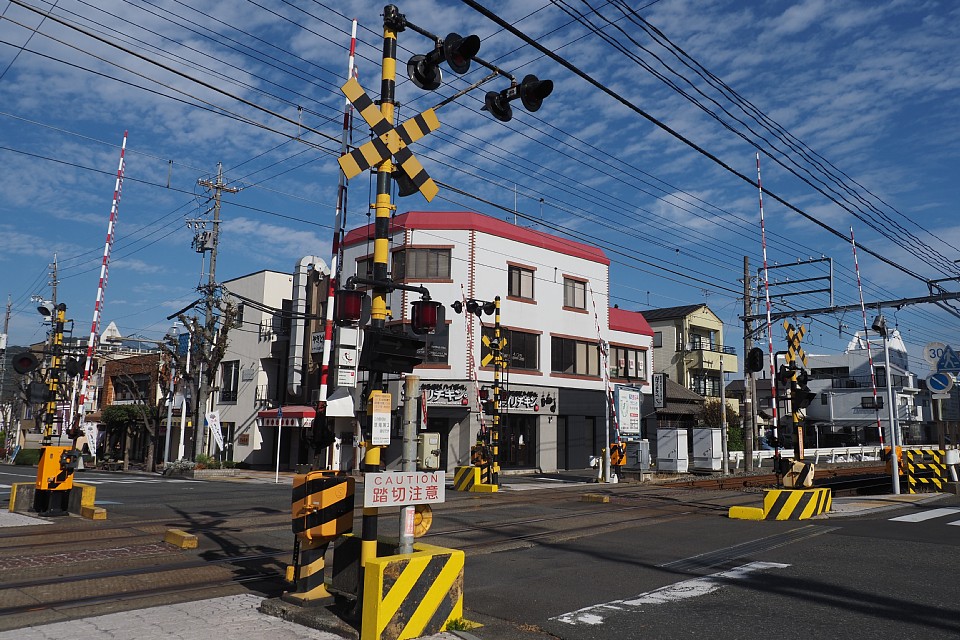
[453,466,498,493]
[9,481,102,518]
[361,542,464,640]
[905,449,947,493]
[729,487,832,521]
[285,471,355,604]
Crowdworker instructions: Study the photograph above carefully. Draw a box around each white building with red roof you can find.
[341,210,653,472]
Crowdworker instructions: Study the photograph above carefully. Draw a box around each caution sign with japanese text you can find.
[363,471,446,508]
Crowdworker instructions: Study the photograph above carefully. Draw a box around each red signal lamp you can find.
[335,289,364,324]
[411,299,441,334]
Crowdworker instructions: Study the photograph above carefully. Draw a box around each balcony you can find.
[686,346,738,373]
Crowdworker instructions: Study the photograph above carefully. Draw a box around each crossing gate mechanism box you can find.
[418,432,441,471]
[291,472,355,542]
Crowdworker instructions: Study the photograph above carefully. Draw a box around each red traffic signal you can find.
[12,351,40,375]
[411,299,441,334]
[334,289,365,324]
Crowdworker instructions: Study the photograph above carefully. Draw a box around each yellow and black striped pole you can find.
[41,303,66,446]
[359,2,403,594]
[490,296,501,485]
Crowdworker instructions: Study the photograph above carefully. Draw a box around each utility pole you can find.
[0,295,10,451]
[194,163,238,459]
[50,254,58,310]
[743,256,755,471]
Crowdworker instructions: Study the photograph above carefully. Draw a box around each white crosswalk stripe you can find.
[889,507,960,523]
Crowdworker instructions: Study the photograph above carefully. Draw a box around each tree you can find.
[699,398,744,450]
[176,292,238,459]
[101,353,167,471]
[100,404,142,470]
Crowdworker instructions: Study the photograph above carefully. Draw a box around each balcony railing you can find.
[831,374,913,389]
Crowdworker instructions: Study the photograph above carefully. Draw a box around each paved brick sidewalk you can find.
[0,593,467,640]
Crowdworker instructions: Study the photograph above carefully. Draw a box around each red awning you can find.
[256,405,316,428]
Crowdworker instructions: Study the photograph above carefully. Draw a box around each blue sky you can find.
[1,0,958,377]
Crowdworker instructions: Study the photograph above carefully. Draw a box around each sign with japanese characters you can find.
[421,382,469,405]
[371,392,391,446]
[363,471,445,508]
[616,387,641,436]
[653,373,665,408]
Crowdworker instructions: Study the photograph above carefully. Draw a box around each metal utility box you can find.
[625,439,650,471]
[656,429,688,473]
[418,432,441,471]
[692,428,723,471]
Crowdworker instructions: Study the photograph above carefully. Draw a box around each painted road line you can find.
[889,507,960,522]
[552,561,790,626]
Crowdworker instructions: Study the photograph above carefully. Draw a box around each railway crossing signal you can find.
[481,333,506,367]
[337,77,440,201]
[783,320,808,367]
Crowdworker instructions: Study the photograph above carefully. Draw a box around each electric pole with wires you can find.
[190,163,239,459]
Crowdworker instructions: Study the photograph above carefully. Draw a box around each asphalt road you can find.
[3,464,959,640]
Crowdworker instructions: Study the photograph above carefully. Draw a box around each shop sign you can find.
[422,382,468,406]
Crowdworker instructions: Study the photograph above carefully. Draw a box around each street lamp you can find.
[872,314,900,494]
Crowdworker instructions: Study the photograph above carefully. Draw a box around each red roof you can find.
[343,210,609,265]
[609,307,653,336]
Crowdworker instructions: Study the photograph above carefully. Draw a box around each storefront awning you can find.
[257,405,315,428]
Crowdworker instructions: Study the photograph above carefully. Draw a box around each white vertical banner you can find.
[82,422,98,451]
[206,410,224,452]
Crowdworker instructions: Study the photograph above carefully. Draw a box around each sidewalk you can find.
[826,491,949,516]
[0,592,476,640]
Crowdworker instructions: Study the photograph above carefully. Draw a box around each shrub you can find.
[14,449,42,466]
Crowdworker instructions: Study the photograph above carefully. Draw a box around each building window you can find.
[508,265,535,300]
[221,360,240,402]
[404,323,449,364]
[862,396,883,409]
[393,248,451,280]
[356,257,374,279]
[611,346,646,380]
[482,326,539,370]
[551,336,600,377]
[653,331,662,348]
[112,375,151,403]
[277,299,292,337]
[690,332,717,351]
[692,373,720,397]
[563,278,587,309]
[236,302,244,327]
